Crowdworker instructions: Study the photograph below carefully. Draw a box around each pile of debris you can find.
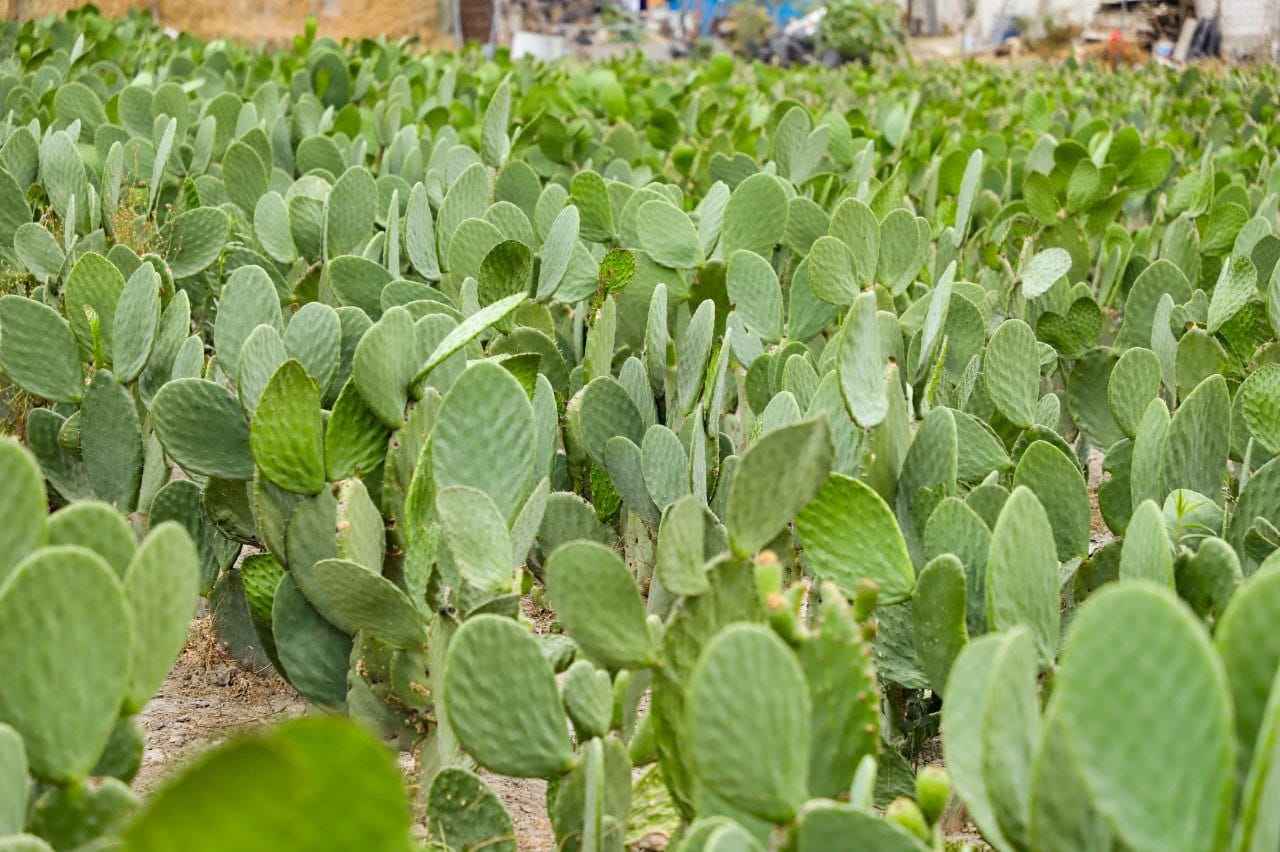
[1082,0,1195,51]
[493,0,647,51]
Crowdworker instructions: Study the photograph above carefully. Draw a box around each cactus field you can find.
[4,7,1280,850]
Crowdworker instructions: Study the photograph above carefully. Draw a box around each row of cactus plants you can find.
[2,7,1280,849]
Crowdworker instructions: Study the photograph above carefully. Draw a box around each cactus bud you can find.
[915,765,950,826]
[885,797,930,842]
[853,578,880,623]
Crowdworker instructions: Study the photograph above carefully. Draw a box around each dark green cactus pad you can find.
[121,717,412,851]
[1012,440,1090,561]
[324,380,390,481]
[152,379,254,479]
[271,573,351,710]
[0,439,46,584]
[794,802,928,852]
[443,615,574,778]
[689,624,810,823]
[426,767,516,852]
[209,568,274,673]
[433,361,536,523]
[250,360,326,495]
[912,554,968,697]
[202,477,258,545]
[29,776,138,850]
[151,479,239,594]
[799,588,879,799]
[1174,537,1241,622]
[1053,584,1233,851]
[796,473,914,604]
[563,660,614,741]
[0,547,130,782]
[310,559,425,650]
[985,487,1060,670]
[81,369,143,511]
[726,417,832,558]
[0,295,83,403]
[46,501,136,579]
[545,540,655,670]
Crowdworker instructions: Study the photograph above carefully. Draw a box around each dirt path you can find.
[135,618,557,849]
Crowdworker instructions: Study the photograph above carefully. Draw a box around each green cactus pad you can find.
[123,523,198,711]
[721,173,787,259]
[799,589,879,799]
[796,473,914,604]
[443,615,574,777]
[213,265,283,378]
[1054,584,1233,852]
[311,559,425,650]
[912,554,968,696]
[46,501,137,578]
[656,495,714,597]
[250,360,326,495]
[1240,364,1280,456]
[0,295,83,403]
[426,767,516,852]
[152,379,254,479]
[983,319,1040,429]
[1216,569,1280,774]
[837,292,887,428]
[562,660,614,741]
[1012,440,1089,560]
[81,369,144,511]
[1119,500,1174,587]
[0,547,130,782]
[688,623,810,823]
[0,723,26,834]
[794,802,928,852]
[637,200,703,269]
[726,417,833,557]
[437,485,513,597]
[271,573,351,710]
[1108,347,1162,439]
[1160,374,1229,503]
[941,628,1038,851]
[985,487,1060,670]
[111,262,161,384]
[350,305,415,428]
[545,540,655,670]
[0,439,46,584]
[121,717,412,851]
[727,250,784,342]
[28,776,138,850]
[432,360,536,522]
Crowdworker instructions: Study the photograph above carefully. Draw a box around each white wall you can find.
[905,0,1099,39]
[1198,0,1278,57]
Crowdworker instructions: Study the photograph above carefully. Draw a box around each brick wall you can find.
[9,0,455,46]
